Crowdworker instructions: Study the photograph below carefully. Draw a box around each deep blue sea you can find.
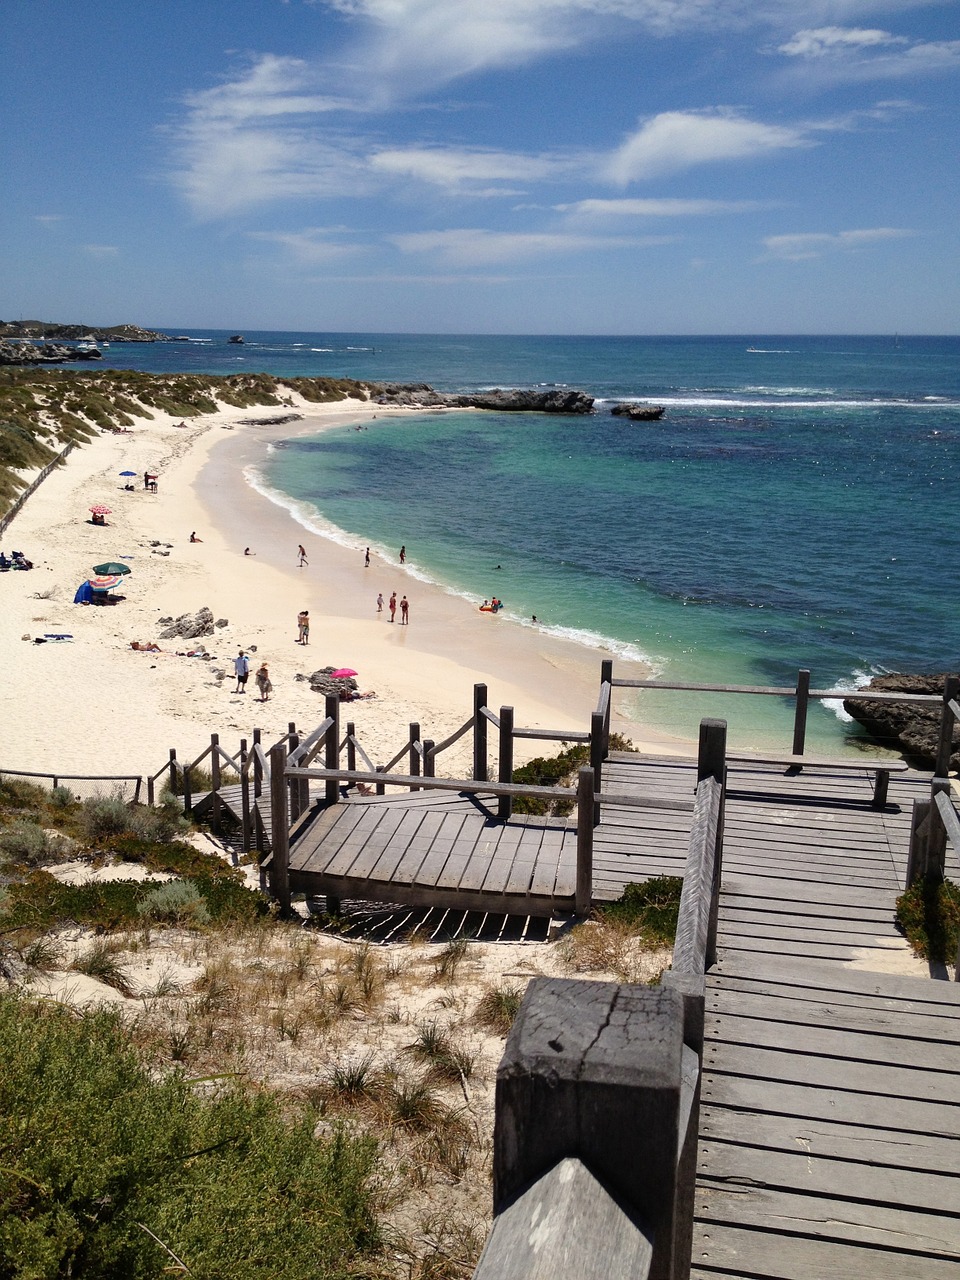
[98,331,960,751]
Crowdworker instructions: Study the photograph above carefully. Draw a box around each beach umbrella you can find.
[88,574,122,591]
[89,505,112,516]
[92,561,132,576]
[330,667,358,678]
[119,470,137,477]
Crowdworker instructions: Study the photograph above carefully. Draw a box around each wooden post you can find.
[493,979,687,1280]
[935,675,960,778]
[239,738,252,853]
[209,733,222,835]
[473,683,488,782]
[409,721,421,792]
[375,764,385,795]
[600,657,613,688]
[590,710,604,826]
[498,705,514,821]
[576,766,594,915]
[792,668,810,757]
[252,729,262,798]
[346,722,356,775]
[906,799,930,889]
[147,774,155,806]
[423,739,436,779]
[168,748,178,794]
[268,744,291,913]
[927,778,951,882]
[288,728,302,823]
[697,718,727,971]
[325,694,340,806]
[182,763,193,817]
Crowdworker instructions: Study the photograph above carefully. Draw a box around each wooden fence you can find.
[472,719,727,1280]
[0,441,76,537]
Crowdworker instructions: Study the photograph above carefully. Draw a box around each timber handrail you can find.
[475,718,727,1280]
[287,717,334,766]
[425,714,474,760]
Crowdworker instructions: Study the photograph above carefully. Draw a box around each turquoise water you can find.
[109,332,960,750]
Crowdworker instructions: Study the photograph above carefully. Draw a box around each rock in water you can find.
[843,673,960,770]
[371,383,594,414]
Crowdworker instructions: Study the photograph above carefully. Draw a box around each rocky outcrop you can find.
[0,340,78,366]
[300,667,360,698]
[158,607,229,640]
[843,673,960,771]
[0,321,169,343]
[371,383,594,414]
[611,403,665,421]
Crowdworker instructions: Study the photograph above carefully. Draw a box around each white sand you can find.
[0,390,687,784]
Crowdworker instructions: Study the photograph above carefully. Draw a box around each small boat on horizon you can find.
[228,334,245,344]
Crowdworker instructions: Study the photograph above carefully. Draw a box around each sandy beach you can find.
[0,390,686,786]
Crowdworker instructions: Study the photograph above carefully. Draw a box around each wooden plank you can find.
[695,1185,960,1260]
[698,1104,960,1176]
[701,1041,960,1104]
[711,953,960,1006]
[529,827,566,898]
[701,1070,960,1138]
[707,987,955,1043]
[709,975,956,1021]
[691,1221,959,1279]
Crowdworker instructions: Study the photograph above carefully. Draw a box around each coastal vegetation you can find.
[0,369,373,517]
[511,733,637,816]
[895,876,960,964]
[0,774,677,1277]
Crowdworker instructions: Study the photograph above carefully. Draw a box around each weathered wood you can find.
[324,694,339,806]
[591,709,605,823]
[498,705,514,821]
[474,1157,654,1280]
[473,682,488,782]
[408,722,421,791]
[792,667,810,756]
[268,744,290,912]
[495,979,687,1280]
[575,767,594,914]
[673,777,722,978]
[935,675,960,778]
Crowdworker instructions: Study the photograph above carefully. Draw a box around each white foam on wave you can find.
[243,461,662,671]
[820,665,885,722]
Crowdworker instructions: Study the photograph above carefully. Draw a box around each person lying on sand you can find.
[130,641,161,652]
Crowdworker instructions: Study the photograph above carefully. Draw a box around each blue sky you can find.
[2,0,958,333]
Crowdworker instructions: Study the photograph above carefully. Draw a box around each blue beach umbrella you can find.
[119,470,137,477]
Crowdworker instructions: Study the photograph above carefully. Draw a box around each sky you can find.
[2,0,958,333]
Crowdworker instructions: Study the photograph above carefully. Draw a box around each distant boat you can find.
[72,340,103,360]
[171,335,193,342]
[228,334,245,344]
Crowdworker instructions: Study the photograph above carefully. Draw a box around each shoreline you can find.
[0,391,690,782]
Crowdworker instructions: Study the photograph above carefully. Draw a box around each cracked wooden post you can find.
[792,668,810,757]
[488,978,688,1280]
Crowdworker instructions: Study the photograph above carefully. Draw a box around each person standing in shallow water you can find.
[389,592,397,622]
[400,595,409,624]
[399,545,406,564]
[364,547,371,568]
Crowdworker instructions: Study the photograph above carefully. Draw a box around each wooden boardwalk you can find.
[690,758,960,1278]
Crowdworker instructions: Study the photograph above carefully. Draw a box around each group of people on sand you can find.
[233,650,272,701]
[377,591,409,623]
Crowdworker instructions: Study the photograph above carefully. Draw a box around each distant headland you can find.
[0,320,169,343]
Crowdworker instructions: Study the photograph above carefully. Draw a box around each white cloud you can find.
[777,26,960,77]
[247,228,363,262]
[558,196,769,218]
[387,227,672,265]
[604,110,811,183]
[370,146,576,193]
[761,227,914,260]
[82,244,119,257]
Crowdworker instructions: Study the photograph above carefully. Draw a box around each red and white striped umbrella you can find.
[89,504,112,515]
[87,574,122,591]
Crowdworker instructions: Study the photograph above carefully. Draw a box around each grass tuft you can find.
[473,984,525,1036]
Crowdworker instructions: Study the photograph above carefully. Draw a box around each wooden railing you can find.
[0,766,145,804]
[599,657,952,762]
[473,719,727,1280]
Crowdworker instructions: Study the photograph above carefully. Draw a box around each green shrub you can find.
[597,876,684,946]
[0,820,72,868]
[79,793,134,842]
[895,877,960,963]
[512,733,636,816]
[137,881,211,928]
[0,993,383,1278]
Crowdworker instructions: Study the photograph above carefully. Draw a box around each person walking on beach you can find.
[364,547,371,568]
[376,592,384,613]
[399,545,406,564]
[389,592,397,622]
[233,650,249,693]
[297,610,310,644]
[298,544,308,567]
[255,663,272,701]
[400,595,409,624]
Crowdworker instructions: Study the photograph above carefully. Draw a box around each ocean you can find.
[97,331,960,751]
